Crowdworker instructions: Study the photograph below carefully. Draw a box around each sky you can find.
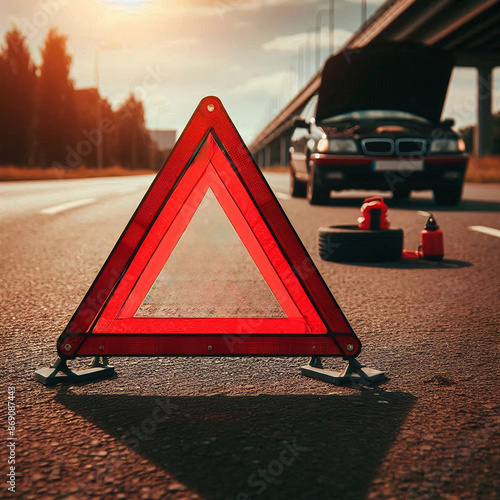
[0,0,498,143]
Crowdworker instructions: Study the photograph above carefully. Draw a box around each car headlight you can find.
[317,138,358,153]
[431,138,464,153]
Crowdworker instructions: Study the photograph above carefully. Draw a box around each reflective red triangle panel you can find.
[57,96,361,358]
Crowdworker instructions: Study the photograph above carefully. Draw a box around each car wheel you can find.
[307,166,330,205]
[433,185,462,206]
[289,169,307,198]
[318,225,403,262]
[392,187,411,201]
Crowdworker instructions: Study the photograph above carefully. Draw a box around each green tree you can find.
[73,89,117,167]
[35,27,77,167]
[115,94,152,169]
[0,27,37,165]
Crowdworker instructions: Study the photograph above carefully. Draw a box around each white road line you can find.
[469,225,500,239]
[115,187,139,194]
[275,192,292,201]
[40,198,97,215]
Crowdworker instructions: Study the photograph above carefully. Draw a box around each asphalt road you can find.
[1,173,499,500]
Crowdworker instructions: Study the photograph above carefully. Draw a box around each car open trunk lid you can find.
[316,42,455,124]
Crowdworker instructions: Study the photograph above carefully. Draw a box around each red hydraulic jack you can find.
[402,212,444,261]
[358,196,391,230]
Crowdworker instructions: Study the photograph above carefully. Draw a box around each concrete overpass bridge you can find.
[250,0,500,167]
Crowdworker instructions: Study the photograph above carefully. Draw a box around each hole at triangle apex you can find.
[135,188,287,319]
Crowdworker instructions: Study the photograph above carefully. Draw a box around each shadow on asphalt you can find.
[57,391,415,500]
[341,258,472,269]
[325,197,500,212]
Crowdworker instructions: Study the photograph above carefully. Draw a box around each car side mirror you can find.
[442,118,455,129]
[293,117,310,130]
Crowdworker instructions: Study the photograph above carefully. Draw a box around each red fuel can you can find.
[419,213,444,261]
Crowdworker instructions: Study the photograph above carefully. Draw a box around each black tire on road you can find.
[307,166,330,205]
[289,170,307,198]
[319,225,404,262]
[433,185,462,206]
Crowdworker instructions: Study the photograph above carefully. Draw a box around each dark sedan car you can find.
[289,42,468,205]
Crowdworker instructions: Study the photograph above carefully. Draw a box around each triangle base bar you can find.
[61,333,360,358]
[300,357,389,388]
[34,357,116,386]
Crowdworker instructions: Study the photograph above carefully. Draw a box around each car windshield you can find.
[320,110,431,124]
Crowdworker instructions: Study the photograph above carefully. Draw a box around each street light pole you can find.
[306,28,313,78]
[362,0,367,25]
[289,61,297,95]
[94,43,121,169]
[298,43,306,88]
[94,49,102,169]
[329,0,335,54]
[151,105,169,170]
[316,9,328,70]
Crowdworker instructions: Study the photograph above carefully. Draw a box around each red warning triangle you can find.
[57,97,361,358]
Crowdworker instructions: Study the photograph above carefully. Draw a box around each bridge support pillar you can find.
[264,146,271,167]
[475,66,493,157]
[279,136,289,166]
[256,149,264,167]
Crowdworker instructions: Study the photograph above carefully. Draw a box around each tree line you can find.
[0,27,157,169]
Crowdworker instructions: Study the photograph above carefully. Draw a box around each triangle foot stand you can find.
[300,356,389,388]
[34,356,116,386]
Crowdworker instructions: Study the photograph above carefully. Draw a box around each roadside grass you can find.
[264,157,500,183]
[2,156,499,182]
[0,165,155,181]
[465,156,500,183]
[262,164,289,173]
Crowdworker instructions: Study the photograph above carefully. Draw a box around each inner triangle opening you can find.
[135,188,287,318]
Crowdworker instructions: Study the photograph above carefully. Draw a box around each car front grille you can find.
[396,139,426,155]
[361,139,394,156]
[361,138,427,156]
